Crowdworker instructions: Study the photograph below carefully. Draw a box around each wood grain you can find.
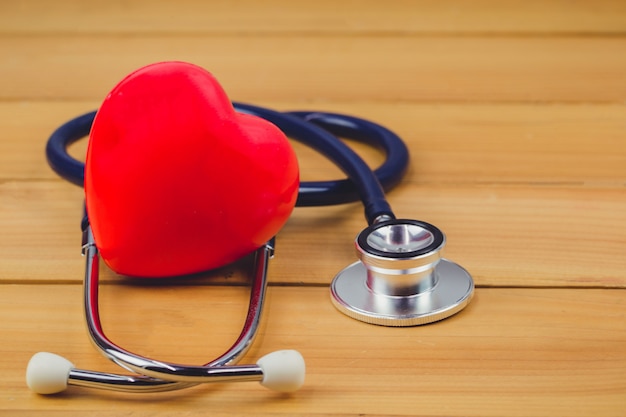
[3,102,626,185]
[1,37,625,102]
[2,181,625,288]
[1,285,624,416]
[1,0,625,34]
[1,1,625,415]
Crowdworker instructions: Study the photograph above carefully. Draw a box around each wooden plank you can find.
[3,101,626,185]
[1,37,625,102]
[278,184,626,288]
[1,285,624,416]
[1,0,625,34]
[0,101,99,182]
[2,181,625,287]
[207,101,626,186]
[0,180,255,284]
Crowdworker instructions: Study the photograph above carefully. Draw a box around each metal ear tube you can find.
[330,219,474,326]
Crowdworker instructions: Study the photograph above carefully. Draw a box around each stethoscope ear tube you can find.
[236,104,409,223]
[287,111,409,205]
[45,111,95,187]
[27,227,305,394]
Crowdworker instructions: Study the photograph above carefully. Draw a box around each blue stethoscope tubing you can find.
[45,103,410,225]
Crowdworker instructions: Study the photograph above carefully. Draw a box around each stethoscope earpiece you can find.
[331,219,474,326]
[26,349,305,394]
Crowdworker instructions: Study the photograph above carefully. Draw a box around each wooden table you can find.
[1,1,625,415]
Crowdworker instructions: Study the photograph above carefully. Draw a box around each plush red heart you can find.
[85,62,299,277]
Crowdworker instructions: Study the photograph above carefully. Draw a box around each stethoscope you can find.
[26,72,474,395]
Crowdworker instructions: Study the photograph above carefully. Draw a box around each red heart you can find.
[85,62,299,277]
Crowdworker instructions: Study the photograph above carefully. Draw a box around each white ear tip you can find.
[26,352,75,394]
[256,350,305,393]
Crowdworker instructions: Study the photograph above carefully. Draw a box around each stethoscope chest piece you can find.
[330,219,474,326]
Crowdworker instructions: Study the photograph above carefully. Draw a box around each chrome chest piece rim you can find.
[330,219,474,326]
